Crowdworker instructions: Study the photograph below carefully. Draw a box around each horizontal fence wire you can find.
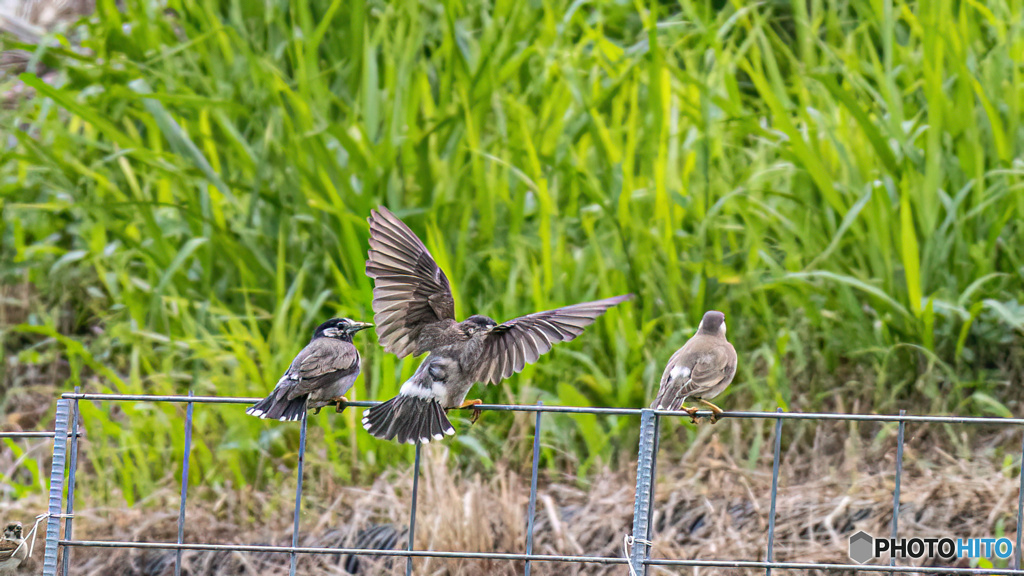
[0,431,82,438]
[57,393,1024,424]
[37,392,1024,576]
[51,540,1024,574]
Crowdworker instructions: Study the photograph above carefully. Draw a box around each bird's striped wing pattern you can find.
[474,295,632,385]
[366,207,456,358]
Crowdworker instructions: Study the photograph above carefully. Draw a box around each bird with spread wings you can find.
[361,206,632,444]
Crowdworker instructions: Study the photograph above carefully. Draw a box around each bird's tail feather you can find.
[246,391,308,421]
[344,524,406,574]
[652,388,671,410]
[652,388,686,411]
[362,395,455,444]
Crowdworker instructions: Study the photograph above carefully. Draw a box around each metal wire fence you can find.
[16,392,1024,575]
[1,424,72,575]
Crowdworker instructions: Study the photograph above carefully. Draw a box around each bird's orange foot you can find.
[458,399,484,424]
[697,399,724,424]
[330,396,349,413]
[682,405,701,424]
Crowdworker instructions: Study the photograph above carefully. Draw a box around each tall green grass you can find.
[1,0,1022,502]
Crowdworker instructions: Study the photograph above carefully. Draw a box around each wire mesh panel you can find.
[0,405,82,575]
[33,393,1024,576]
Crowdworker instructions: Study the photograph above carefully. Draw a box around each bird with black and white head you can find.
[652,310,737,423]
[246,317,373,422]
[0,521,27,576]
[361,206,632,444]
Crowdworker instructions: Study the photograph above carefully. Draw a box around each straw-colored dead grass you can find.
[3,421,1020,576]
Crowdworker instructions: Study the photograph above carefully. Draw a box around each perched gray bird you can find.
[0,522,27,576]
[652,310,737,423]
[361,206,632,444]
[246,318,373,422]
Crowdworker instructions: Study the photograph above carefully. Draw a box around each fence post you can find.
[629,409,659,576]
[59,388,81,576]
[42,399,71,576]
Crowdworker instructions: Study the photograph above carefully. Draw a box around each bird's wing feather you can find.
[658,346,689,389]
[283,340,361,399]
[365,207,456,358]
[474,295,632,385]
[653,346,690,408]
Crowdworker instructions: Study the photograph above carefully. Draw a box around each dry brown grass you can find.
[3,420,1021,576]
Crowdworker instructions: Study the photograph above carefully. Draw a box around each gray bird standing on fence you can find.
[652,310,737,423]
[361,206,632,444]
[0,522,27,575]
[246,318,373,421]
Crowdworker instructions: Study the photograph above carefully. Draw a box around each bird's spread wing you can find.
[366,206,456,358]
[474,295,632,385]
[283,340,361,399]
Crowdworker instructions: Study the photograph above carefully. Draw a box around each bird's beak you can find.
[351,322,374,332]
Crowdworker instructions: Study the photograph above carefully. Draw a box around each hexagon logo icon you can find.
[849,531,874,564]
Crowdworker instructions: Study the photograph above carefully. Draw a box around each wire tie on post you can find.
[19,512,73,558]
[623,534,653,576]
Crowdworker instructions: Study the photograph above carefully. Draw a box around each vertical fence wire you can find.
[524,402,543,576]
[42,399,71,576]
[288,410,309,576]
[765,408,784,576]
[406,442,423,576]
[59,389,81,576]
[890,409,906,573]
[1015,429,1024,570]
[175,390,195,576]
